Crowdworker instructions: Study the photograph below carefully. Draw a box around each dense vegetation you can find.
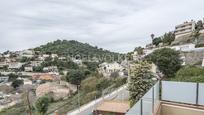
[35,96,50,115]
[152,32,175,46]
[145,48,182,77]
[35,40,123,62]
[128,61,154,106]
[169,65,204,82]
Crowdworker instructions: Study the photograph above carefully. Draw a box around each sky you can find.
[0,0,204,53]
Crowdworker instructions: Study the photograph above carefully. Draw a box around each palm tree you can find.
[151,34,155,40]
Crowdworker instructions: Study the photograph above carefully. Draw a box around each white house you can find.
[30,61,43,67]
[98,62,124,77]
[24,66,33,72]
[59,56,66,60]
[180,56,186,66]
[51,54,58,58]
[43,66,58,72]
[0,62,8,68]
[72,59,82,65]
[8,62,24,70]
[19,50,35,58]
[0,76,9,83]
[42,54,50,58]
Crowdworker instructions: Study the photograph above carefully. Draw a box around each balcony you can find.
[126,81,204,115]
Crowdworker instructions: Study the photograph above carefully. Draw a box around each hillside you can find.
[34,40,123,61]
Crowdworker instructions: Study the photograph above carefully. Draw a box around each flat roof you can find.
[95,100,130,113]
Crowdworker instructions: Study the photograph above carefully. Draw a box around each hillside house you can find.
[98,62,125,77]
[32,73,60,81]
[30,61,43,67]
[51,54,58,58]
[174,20,196,39]
[0,76,9,83]
[19,50,35,58]
[24,66,33,72]
[43,66,58,72]
[0,62,8,68]
[58,56,66,61]
[8,62,24,70]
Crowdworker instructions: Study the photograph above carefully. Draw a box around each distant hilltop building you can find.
[172,18,204,45]
[174,20,196,39]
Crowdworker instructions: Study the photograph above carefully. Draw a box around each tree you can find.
[8,73,18,82]
[134,47,144,55]
[152,37,162,46]
[196,20,203,30]
[35,96,49,114]
[162,32,175,45]
[20,57,30,62]
[128,61,154,106]
[11,79,24,89]
[81,77,98,93]
[83,62,99,71]
[145,48,182,77]
[33,66,43,72]
[66,69,85,85]
[151,34,155,40]
[80,76,112,93]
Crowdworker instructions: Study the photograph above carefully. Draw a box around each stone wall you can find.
[182,50,204,65]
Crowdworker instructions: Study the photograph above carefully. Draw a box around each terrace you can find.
[126,81,204,115]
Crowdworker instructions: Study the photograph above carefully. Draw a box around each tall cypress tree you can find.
[128,61,154,106]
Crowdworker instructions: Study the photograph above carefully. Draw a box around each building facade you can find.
[174,20,196,39]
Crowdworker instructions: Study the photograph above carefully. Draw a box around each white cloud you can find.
[0,0,203,53]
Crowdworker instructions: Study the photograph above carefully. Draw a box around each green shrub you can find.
[35,96,49,114]
[171,65,204,82]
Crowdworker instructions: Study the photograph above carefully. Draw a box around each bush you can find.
[8,73,18,82]
[113,77,127,87]
[80,77,98,93]
[11,79,24,89]
[152,37,162,46]
[80,77,112,93]
[81,91,101,104]
[83,62,99,71]
[35,96,49,114]
[33,66,43,72]
[171,65,204,82]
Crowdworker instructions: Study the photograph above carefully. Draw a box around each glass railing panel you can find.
[199,83,204,105]
[154,82,160,109]
[126,100,141,115]
[143,87,153,99]
[162,81,197,104]
[142,98,152,115]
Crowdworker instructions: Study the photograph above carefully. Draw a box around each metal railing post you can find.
[152,87,155,114]
[141,99,143,115]
[196,83,199,105]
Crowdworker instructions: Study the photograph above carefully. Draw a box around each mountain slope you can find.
[34,40,123,61]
